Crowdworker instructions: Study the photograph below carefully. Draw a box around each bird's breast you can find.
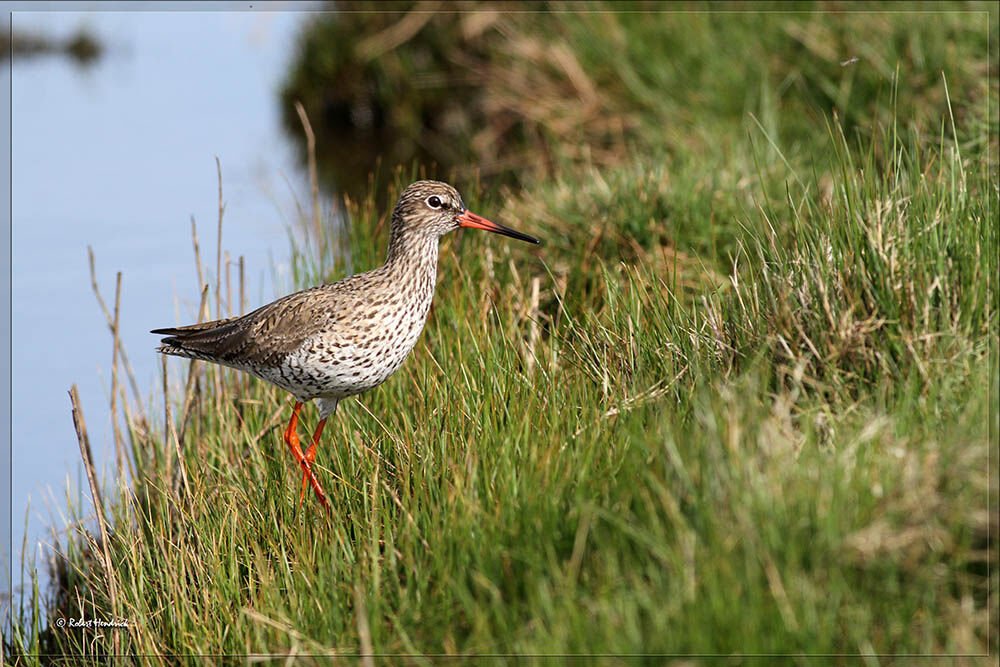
[275,273,437,400]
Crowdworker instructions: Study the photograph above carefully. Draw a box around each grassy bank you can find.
[7,3,997,661]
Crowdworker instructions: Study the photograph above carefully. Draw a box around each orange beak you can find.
[457,209,539,244]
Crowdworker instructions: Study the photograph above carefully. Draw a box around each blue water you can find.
[6,7,329,621]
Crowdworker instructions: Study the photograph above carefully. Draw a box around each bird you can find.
[152,180,539,511]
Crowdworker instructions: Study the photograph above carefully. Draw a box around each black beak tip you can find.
[497,226,541,245]
[512,230,540,245]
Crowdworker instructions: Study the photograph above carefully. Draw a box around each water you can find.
[6,7,328,623]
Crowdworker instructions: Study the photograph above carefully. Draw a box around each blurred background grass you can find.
[281,1,994,195]
[6,1,997,660]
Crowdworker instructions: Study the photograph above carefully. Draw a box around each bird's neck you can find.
[383,230,440,295]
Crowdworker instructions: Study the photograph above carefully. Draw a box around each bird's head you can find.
[391,180,539,244]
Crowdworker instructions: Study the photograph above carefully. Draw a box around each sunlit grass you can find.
[6,4,997,660]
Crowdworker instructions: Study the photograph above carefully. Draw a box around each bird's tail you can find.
[151,317,240,361]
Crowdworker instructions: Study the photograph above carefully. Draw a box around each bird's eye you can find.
[426,195,443,209]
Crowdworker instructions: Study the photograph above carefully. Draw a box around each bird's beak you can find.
[457,209,539,244]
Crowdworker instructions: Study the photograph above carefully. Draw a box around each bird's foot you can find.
[284,402,330,512]
[298,418,328,510]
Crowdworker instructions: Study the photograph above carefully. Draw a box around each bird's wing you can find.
[152,286,336,366]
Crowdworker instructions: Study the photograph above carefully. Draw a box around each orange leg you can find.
[300,418,328,506]
[284,402,329,511]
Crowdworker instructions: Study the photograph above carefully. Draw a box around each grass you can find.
[6,3,997,661]
[282,1,994,200]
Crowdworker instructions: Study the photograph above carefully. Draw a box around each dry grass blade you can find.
[355,1,439,62]
[190,215,204,294]
[177,284,210,447]
[215,156,225,320]
[380,477,430,552]
[250,403,286,446]
[69,384,121,654]
[225,250,232,319]
[162,354,189,498]
[573,366,689,439]
[87,246,146,431]
[214,157,226,419]
[353,581,376,667]
[293,99,323,261]
[238,255,246,316]
[109,271,129,481]
[240,255,249,397]
[241,608,333,656]
[525,275,541,375]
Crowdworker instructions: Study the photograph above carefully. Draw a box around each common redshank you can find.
[153,180,538,511]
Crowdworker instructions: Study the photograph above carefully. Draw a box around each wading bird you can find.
[153,180,538,511]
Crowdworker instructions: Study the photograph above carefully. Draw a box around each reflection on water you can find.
[1,26,103,65]
[8,9,327,621]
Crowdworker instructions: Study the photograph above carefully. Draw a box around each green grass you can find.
[7,3,997,661]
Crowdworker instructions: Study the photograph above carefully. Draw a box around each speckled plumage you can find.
[152,180,538,510]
